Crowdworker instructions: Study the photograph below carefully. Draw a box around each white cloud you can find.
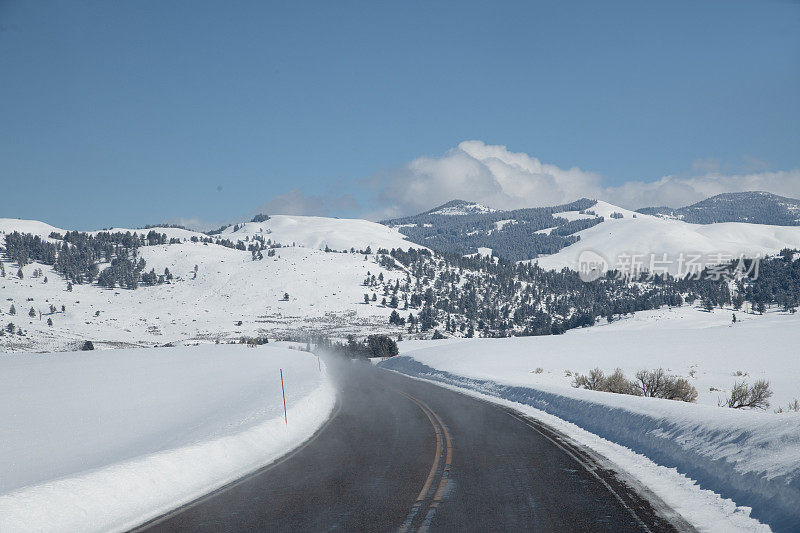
[367,141,800,217]
[373,141,603,216]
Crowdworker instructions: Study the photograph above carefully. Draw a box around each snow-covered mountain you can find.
[383,193,800,268]
[637,191,800,225]
[382,198,600,261]
[534,200,800,274]
[423,200,497,216]
[4,197,800,353]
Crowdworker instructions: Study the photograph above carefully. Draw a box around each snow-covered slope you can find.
[424,200,497,216]
[549,199,638,222]
[90,226,207,241]
[219,215,424,252]
[1,215,422,254]
[393,306,800,409]
[1,244,410,353]
[535,201,800,274]
[382,308,800,531]
[0,218,66,240]
[0,217,420,353]
[638,191,800,226]
[0,219,209,242]
[0,344,335,532]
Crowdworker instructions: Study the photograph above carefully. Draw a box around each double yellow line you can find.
[397,391,453,533]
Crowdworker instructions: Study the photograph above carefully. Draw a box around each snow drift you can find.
[0,344,335,532]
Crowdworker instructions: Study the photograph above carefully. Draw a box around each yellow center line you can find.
[396,390,454,533]
[428,407,452,503]
[398,392,443,503]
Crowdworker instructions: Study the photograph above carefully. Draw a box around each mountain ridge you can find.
[636,191,800,225]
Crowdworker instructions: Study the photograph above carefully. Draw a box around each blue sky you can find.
[1,1,798,229]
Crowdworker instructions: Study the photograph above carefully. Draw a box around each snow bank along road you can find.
[141,360,690,532]
[0,344,335,532]
[381,312,800,532]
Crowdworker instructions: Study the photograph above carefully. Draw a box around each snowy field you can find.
[382,307,800,531]
[0,344,335,532]
[395,306,800,409]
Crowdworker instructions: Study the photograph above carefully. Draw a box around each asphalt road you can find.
[135,360,693,532]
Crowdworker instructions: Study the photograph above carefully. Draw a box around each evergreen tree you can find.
[366,335,398,357]
[28,307,36,318]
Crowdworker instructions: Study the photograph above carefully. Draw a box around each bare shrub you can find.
[572,368,606,390]
[775,399,800,414]
[635,368,698,402]
[573,367,696,402]
[664,377,699,403]
[721,379,773,410]
[635,368,669,397]
[604,368,640,395]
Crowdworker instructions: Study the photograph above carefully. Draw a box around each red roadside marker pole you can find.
[280,368,287,425]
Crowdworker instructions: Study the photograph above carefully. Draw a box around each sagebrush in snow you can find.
[573,367,697,402]
[722,379,773,410]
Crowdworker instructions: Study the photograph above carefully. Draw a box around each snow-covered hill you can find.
[423,200,497,216]
[4,204,800,352]
[0,215,422,254]
[381,198,599,261]
[637,191,800,226]
[0,216,423,353]
[218,214,424,252]
[534,201,800,274]
[383,194,800,267]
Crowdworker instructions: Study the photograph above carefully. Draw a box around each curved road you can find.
[135,360,692,532]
